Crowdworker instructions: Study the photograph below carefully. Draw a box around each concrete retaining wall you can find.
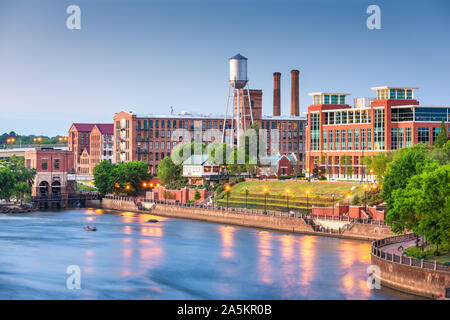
[371,254,449,298]
[87,198,394,240]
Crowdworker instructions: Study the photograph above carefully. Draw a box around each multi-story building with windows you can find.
[113,71,306,174]
[305,86,449,180]
[68,123,114,175]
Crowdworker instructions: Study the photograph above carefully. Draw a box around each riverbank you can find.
[371,234,450,298]
[0,203,36,213]
[87,198,394,241]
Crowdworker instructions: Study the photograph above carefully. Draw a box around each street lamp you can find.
[346,193,351,206]
[363,184,369,212]
[245,187,249,209]
[305,189,311,215]
[285,188,291,213]
[225,184,231,209]
[332,194,335,218]
[263,187,269,214]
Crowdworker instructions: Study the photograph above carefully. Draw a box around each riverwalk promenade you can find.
[87,196,395,241]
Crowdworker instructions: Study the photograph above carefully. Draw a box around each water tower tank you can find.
[229,54,248,89]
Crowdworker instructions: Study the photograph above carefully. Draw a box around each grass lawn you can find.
[229,180,365,201]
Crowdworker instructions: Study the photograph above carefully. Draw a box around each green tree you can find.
[0,156,35,201]
[361,151,394,184]
[93,160,115,195]
[434,120,448,149]
[157,156,182,185]
[194,190,201,201]
[388,164,450,249]
[382,144,435,210]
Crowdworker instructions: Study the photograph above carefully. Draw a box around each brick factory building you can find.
[68,123,114,175]
[113,71,306,174]
[24,148,76,199]
[305,86,450,180]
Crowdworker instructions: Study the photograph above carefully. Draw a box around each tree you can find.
[361,151,393,184]
[93,161,152,196]
[388,164,450,250]
[339,154,352,180]
[434,120,448,149]
[382,144,435,210]
[157,156,182,185]
[0,156,35,202]
[194,190,201,201]
[93,160,115,195]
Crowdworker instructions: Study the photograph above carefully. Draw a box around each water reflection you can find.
[257,231,273,284]
[0,209,417,300]
[219,226,234,258]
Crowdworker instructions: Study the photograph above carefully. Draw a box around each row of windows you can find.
[324,109,372,125]
[322,129,372,151]
[376,89,413,100]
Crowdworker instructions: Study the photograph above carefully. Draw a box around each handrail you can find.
[371,234,449,273]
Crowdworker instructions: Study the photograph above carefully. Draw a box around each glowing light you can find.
[225,184,231,191]
[305,189,310,195]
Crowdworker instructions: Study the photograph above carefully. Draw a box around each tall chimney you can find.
[290,70,299,116]
[273,72,281,116]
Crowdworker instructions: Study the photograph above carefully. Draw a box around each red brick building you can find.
[113,71,306,175]
[24,148,75,198]
[68,123,113,174]
[305,86,450,180]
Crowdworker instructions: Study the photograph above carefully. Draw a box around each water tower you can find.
[222,54,254,147]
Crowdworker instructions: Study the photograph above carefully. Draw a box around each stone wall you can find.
[371,254,449,298]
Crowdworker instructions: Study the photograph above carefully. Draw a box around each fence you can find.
[372,233,450,273]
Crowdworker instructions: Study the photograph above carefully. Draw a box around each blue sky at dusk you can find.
[0,0,449,136]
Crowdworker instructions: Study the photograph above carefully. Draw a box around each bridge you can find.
[31,193,100,209]
[0,145,68,159]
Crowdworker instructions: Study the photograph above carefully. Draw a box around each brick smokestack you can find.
[273,72,281,116]
[290,70,299,116]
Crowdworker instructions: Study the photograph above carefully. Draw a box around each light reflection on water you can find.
[0,209,419,300]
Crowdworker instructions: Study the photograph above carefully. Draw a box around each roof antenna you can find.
[170,106,174,115]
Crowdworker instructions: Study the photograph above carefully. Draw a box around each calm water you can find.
[0,208,417,299]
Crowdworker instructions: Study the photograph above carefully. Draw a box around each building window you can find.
[415,107,448,122]
[42,159,48,171]
[309,113,320,151]
[323,130,327,150]
[398,128,404,149]
[335,130,340,150]
[361,129,366,150]
[161,142,165,150]
[374,109,385,150]
[328,130,333,150]
[417,127,429,144]
[405,128,411,147]
[354,129,359,150]
[347,130,352,150]
[54,159,60,170]
[341,130,346,150]
[432,127,440,142]
[391,128,398,150]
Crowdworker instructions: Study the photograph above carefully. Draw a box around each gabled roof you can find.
[72,123,96,132]
[95,124,114,135]
[182,154,210,165]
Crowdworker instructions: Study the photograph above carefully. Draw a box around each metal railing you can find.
[371,234,450,273]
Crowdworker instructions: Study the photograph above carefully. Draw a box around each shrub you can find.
[194,190,201,201]
[351,195,362,205]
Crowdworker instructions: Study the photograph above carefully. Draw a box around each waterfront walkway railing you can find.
[371,233,450,273]
[102,195,387,230]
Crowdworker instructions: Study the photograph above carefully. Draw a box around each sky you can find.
[0,0,449,136]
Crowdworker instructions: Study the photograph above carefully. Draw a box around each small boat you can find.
[84,226,97,231]
[147,219,159,223]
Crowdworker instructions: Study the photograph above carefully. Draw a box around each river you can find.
[0,208,417,299]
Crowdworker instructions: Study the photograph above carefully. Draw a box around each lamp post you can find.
[306,168,310,182]
[363,184,369,212]
[225,184,231,210]
[263,187,269,214]
[285,188,291,213]
[346,193,351,215]
[245,187,249,209]
[305,189,310,215]
[332,194,335,218]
